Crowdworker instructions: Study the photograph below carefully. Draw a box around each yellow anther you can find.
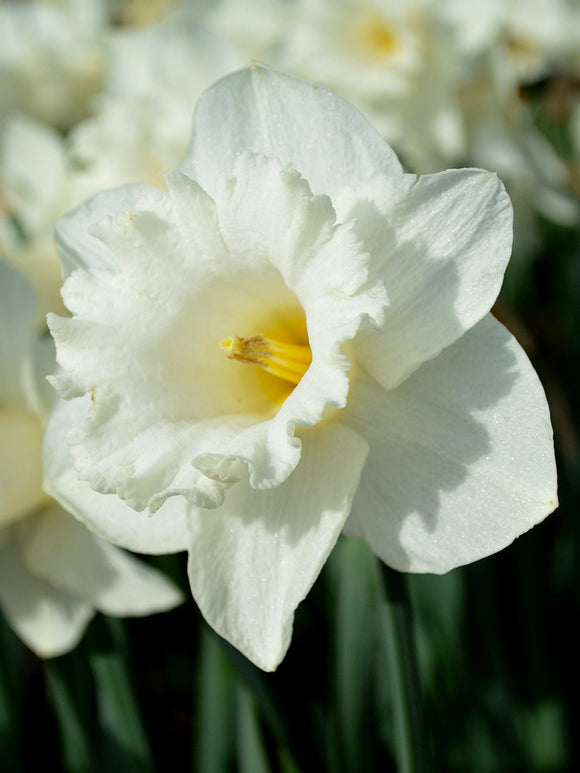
[221,335,312,386]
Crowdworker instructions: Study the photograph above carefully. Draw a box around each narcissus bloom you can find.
[47,65,557,670]
[0,261,183,658]
[0,0,107,130]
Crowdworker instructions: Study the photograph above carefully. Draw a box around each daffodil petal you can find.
[43,397,190,553]
[21,506,184,616]
[0,261,37,408]
[338,168,513,389]
[0,406,46,526]
[187,421,369,671]
[180,63,402,199]
[343,314,557,573]
[0,536,94,658]
[0,114,67,236]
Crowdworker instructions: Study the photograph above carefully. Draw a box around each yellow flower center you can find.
[356,13,400,59]
[221,335,312,386]
[116,0,178,27]
[506,35,541,69]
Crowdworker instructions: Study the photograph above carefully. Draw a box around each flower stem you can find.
[378,564,428,773]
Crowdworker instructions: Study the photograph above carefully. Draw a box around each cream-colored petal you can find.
[0,406,47,527]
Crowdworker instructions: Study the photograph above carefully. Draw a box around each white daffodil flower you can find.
[46,66,557,671]
[104,6,242,103]
[470,119,580,237]
[69,96,192,194]
[440,0,578,74]
[0,114,73,324]
[207,0,293,63]
[0,261,183,658]
[0,0,108,130]
[496,0,576,86]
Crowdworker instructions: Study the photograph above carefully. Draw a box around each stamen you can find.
[221,335,312,386]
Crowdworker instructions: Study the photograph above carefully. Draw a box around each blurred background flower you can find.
[0,260,183,659]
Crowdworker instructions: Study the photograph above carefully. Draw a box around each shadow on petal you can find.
[343,315,546,573]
